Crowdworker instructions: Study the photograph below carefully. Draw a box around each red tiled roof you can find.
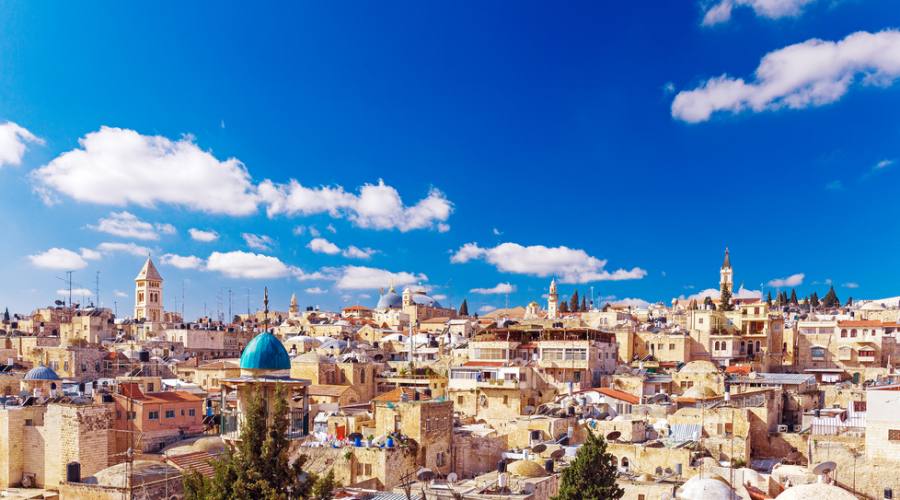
[372,387,430,403]
[838,320,884,327]
[726,365,752,375]
[462,361,505,367]
[596,387,639,405]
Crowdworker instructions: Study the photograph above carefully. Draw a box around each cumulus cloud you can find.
[307,238,376,259]
[88,211,174,240]
[242,233,274,251]
[672,30,900,123]
[701,0,816,26]
[307,237,341,255]
[479,305,497,313]
[31,126,258,215]
[0,122,43,167]
[114,290,128,298]
[305,287,327,295]
[450,242,646,284]
[161,253,205,270]
[97,242,152,257]
[29,248,89,270]
[206,251,294,279]
[79,248,102,261]
[682,286,763,301]
[767,273,805,287]
[259,179,452,232]
[613,298,651,309]
[189,228,219,242]
[470,282,516,295]
[328,265,427,290]
[58,288,93,297]
[843,282,860,289]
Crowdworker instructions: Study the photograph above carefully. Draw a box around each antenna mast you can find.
[95,271,100,308]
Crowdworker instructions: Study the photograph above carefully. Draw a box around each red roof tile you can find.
[596,387,639,405]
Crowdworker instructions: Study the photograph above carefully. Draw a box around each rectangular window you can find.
[457,396,464,405]
[24,419,33,426]
[189,409,196,417]
[889,429,900,441]
[148,411,159,420]
[364,463,372,475]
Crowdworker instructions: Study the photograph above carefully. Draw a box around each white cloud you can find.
[329,265,427,290]
[470,282,516,295]
[682,285,762,301]
[189,228,219,242]
[613,298,651,309]
[767,273,805,287]
[114,290,128,298]
[305,287,327,295]
[292,225,306,236]
[259,179,452,232]
[29,248,88,270]
[433,294,448,301]
[79,248,102,261]
[326,223,337,234]
[31,126,258,215]
[701,0,816,26]
[307,237,341,255]
[97,242,152,257]
[450,242,647,284]
[58,288,92,297]
[672,30,900,123]
[242,233,274,251]
[843,282,860,289]
[161,253,205,270]
[88,211,173,240]
[343,245,376,260]
[479,305,497,313]
[307,238,376,260]
[0,122,43,167]
[206,251,294,279]
[492,228,502,236]
[875,159,894,170]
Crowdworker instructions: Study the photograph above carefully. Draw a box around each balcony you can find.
[221,408,308,441]
[476,378,522,389]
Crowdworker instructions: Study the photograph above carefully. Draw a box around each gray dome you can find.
[25,365,60,381]
[376,289,402,309]
[410,293,442,308]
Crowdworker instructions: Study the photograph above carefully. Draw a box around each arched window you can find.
[841,329,848,338]
[621,457,630,469]
[851,329,858,338]
[755,341,761,352]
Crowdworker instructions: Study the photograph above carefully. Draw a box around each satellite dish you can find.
[416,468,435,481]
[447,472,458,483]
[550,448,566,460]
[531,443,547,454]
[606,431,622,441]
[813,461,837,476]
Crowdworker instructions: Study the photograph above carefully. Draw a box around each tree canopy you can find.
[552,429,623,500]
[458,299,469,316]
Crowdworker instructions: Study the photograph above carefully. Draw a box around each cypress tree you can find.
[766,291,773,306]
[581,296,588,312]
[552,429,623,500]
[810,292,820,309]
[822,286,840,308]
[570,290,580,312]
[789,289,798,305]
[458,299,469,316]
[718,286,734,311]
[560,301,569,313]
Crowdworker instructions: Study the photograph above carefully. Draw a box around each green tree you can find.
[458,299,469,316]
[822,286,840,308]
[559,300,569,313]
[311,470,335,500]
[184,385,322,500]
[789,289,798,305]
[846,296,854,307]
[581,296,588,312]
[552,429,623,500]
[766,291,773,306]
[570,290,580,312]
[703,296,715,310]
[810,291,820,309]
[718,285,734,311]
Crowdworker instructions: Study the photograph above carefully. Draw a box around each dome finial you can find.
[263,287,269,332]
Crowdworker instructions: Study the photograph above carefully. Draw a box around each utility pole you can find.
[227,288,233,323]
[95,271,101,308]
[181,280,185,320]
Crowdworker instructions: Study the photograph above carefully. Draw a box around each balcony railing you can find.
[221,408,308,441]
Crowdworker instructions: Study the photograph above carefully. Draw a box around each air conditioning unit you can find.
[777,424,789,433]
[793,425,803,432]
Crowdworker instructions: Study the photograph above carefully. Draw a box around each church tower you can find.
[547,279,559,319]
[134,256,163,322]
[720,247,733,295]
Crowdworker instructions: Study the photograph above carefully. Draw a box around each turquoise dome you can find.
[25,365,60,381]
[240,332,291,371]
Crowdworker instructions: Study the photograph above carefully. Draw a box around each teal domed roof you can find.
[240,332,291,371]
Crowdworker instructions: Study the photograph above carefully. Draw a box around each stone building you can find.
[133,257,163,323]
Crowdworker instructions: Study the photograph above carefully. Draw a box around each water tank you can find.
[66,462,81,483]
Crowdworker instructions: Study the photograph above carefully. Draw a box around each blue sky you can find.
[1,1,899,318]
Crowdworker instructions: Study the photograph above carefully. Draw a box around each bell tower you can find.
[547,279,559,319]
[134,256,163,322]
[720,247,733,295]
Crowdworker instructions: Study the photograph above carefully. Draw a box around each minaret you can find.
[289,293,298,318]
[134,256,163,322]
[547,279,559,319]
[720,247,733,295]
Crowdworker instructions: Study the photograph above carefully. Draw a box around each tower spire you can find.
[722,247,731,269]
[263,286,269,332]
